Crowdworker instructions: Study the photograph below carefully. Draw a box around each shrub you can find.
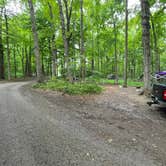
[33,79,103,95]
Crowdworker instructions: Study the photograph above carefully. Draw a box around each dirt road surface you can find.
[0,82,166,166]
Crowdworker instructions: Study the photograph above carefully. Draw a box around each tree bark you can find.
[28,0,43,82]
[13,45,17,78]
[28,45,32,77]
[91,31,95,72]
[48,2,57,77]
[57,0,69,77]
[25,46,28,76]
[5,10,11,80]
[141,0,151,93]
[21,47,25,77]
[80,0,85,80]
[0,8,4,79]
[123,0,128,87]
[57,0,73,80]
[114,22,118,85]
[151,15,160,72]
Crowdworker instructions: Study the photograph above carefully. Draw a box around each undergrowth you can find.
[86,77,144,87]
[33,79,103,95]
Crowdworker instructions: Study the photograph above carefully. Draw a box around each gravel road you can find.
[0,82,166,166]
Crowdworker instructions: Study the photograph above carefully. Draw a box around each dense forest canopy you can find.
[0,0,165,90]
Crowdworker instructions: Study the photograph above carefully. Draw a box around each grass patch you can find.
[33,77,143,95]
[100,79,143,87]
[86,77,143,87]
[33,79,103,95]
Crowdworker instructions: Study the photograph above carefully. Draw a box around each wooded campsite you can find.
[0,1,166,166]
[0,0,165,92]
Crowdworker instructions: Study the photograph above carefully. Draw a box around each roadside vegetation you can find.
[0,0,165,95]
[86,77,144,87]
[33,73,143,95]
[33,78,103,95]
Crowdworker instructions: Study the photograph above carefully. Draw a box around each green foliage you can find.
[33,79,103,95]
[86,70,105,78]
[0,0,165,87]
[86,77,144,87]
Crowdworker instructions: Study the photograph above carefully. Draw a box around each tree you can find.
[4,8,11,80]
[0,0,165,85]
[113,21,118,84]
[28,0,43,82]
[0,8,4,79]
[57,0,73,79]
[80,0,85,80]
[141,0,151,93]
[123,0,128,87]
[151,15,160,72]
[48,2,57,77]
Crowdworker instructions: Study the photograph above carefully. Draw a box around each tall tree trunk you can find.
[28,45,32,77]
[21,47,25,77]
[48,2,57,77]
[25,46,28,76]
[114,22,118,85]
[72,21,76,77]
[80,0,85,80]
[41,53,45,75]
[0,8,4,79]
[91,31,95,72]
[141,0,151,93]
[123,0,128,87]
[57,0,70,78]
[57,0,73,80]
[51,42,57,76]
[150,32,154,73]
[13,45,17,78]
[151,15,160,72]
[5,10,11,80]
[28,0,43,82]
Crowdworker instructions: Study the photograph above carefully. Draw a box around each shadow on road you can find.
[154,107,166,119]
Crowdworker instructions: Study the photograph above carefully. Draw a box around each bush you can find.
[86,70,105,78]
[33,79,103,95]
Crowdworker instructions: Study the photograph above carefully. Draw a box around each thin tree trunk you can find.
[21,47,25,77]
[80,0,85,80]
[97,50,100,71]
[57,0,73,80]
[13,45,17,78]
[0,8,4,79]
[28,45,32,77]
[151,15,160,72]
[5,10,11,80]
[114,22,118,85]
[101,56,103,73]
[41,53,45,75]
[123,0,128,87]
[72,21,76,77]
[48,2,57,77]
[28,0,43,82]
[141,0,151,93]
[51,43,57,76]
[91,31,95,72]
[150,31,154,73]
[25,46,29,77]
[57,0,69,78]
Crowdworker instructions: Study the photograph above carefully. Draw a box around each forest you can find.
[0,0,165,93]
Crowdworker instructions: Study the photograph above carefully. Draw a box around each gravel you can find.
[0,82,166,166]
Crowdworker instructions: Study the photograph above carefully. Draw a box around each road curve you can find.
[0,82,164,166]
[0,82,112,166]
